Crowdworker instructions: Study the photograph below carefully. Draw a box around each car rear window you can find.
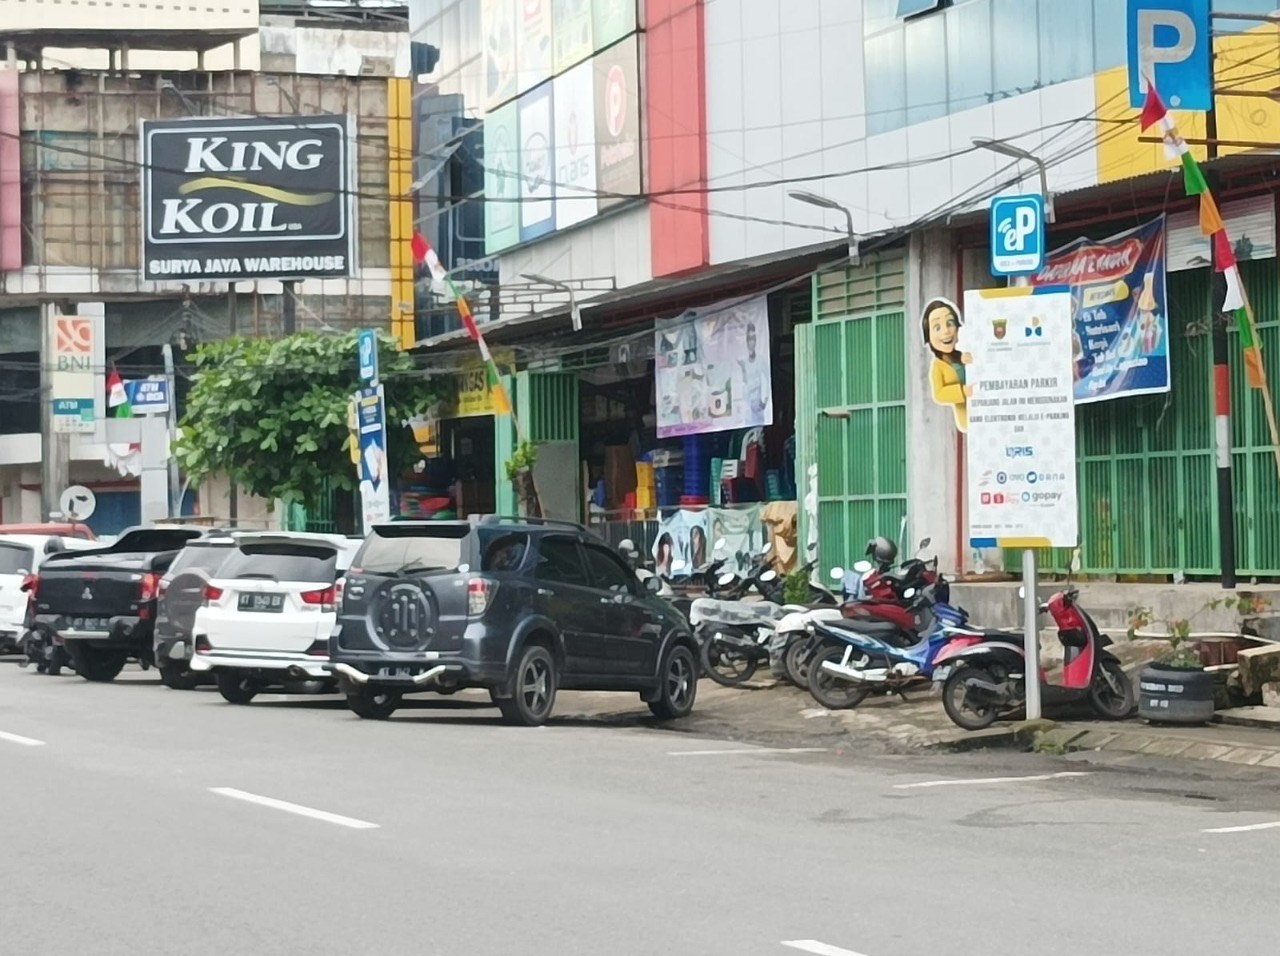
[218,544,338,584]
[168,543,233,576]
[354,527,530,575]
[0,543,35,575]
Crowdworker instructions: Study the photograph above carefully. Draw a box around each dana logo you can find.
[1005,446,1034,459]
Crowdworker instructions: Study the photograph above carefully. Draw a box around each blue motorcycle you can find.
[806,584,968,710]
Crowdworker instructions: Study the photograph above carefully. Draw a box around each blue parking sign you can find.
[1126,0,1212,111]
[989,195,1045,278]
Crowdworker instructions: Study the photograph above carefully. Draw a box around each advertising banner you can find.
[553,0,594,73]
[655,295,773,439]
[593,35,642,210]
[483,0,518,108]
[707,505,766,576]
[593,0,638,51]
[1028,217,1170,404]
[518,86,555,241]
[484,100,522,254]
[516,0,553,95]
[452,349,516,417]
[50,315,104,434]
[355,384,392,534]
[141,116,355,281]
[652,509,710,579]
[553,60,598,230]
[962,287,1079,550]
[125,377,170,415]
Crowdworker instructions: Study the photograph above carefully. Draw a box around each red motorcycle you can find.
[932,586,1135,730]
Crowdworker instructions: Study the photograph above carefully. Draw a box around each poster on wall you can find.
[593,35,642,210]
[483,0,518,109]
[1028,217,1170,404]
[483,100,522,254]
[518,86,555,241]
[355,385,392,534]
[962,287,1079,550]
[553,60,599,230]
[652,509,710,579]
[593,0,637,51]
[654,295,774,438]
[516,0,553,95]
[553,0,594,73]
[707,505,766,576]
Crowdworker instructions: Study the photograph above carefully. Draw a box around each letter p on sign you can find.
[989,195,1045,278]
[1126,0,1212,111]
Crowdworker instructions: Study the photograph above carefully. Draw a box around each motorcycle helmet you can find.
[864,536,898,566]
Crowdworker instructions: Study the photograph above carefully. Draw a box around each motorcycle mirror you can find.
[903,588,917,599]
[618,538,635,553]
[760,569,778,583]
[717,572,736,587]
[829,567,845,580]
[918,537,931,551]
[852,560,872,574]
[714,537,727,550]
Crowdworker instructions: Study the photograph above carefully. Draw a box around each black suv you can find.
[328,517,699,726]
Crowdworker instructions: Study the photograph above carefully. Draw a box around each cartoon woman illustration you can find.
[654,533,674,578]
[921,298,972,433]
[689,525,707,570]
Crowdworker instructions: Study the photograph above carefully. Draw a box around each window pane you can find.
[991,0,1039,100]
[897,0,944,16]
[946,0,993,113]
[536,537,589,586]
[905,13,948,125]
[0,543,34,574]
[864,0,902,37]
[584,545,633,592]
[1039,0,1093,85]
[865,25,907,135]
[1092,0,1126,71]
[221,545,338,584]
[480,532,529,572]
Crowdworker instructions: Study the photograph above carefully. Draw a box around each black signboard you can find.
[141,115,356,281]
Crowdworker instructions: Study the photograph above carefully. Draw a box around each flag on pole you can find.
[1139,83,1189,159]
[104,366,142,477]
[1236,308,1266,390]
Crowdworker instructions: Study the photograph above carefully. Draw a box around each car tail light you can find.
[333,577,346,607]
[468,578,495,617]
[203,585,224,606]
[302,586,336,612]
[21,574,37,598]
[139,573,159,602]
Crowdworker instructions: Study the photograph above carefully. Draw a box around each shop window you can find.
[990,0,1040,99]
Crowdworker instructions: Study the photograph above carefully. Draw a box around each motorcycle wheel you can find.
[1088,658,1135,719]
[942,667,1000,731]
[783,636,815,690]
[807,645,872,710]
[699,635,758,687]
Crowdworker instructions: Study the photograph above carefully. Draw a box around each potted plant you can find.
[504,440,542,518]
[1128,595,1268,725]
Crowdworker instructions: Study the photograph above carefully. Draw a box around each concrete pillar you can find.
[905,229,963,574]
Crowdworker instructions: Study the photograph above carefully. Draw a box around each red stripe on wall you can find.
[0,69,21,271]
[645,0,708,278]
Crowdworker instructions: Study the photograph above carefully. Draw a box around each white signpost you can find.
[961,286,1079,720]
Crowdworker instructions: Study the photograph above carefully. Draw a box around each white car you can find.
[0,534,98,653]
[190,532,361,704]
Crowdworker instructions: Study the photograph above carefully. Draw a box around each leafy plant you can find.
[504,440,541,517]
[176,331,439,507]
[783,568,810,605]
[1128,594,1271,669]
[503,440,538,481]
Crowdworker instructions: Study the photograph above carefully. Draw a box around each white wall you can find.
[702,0,1101,266]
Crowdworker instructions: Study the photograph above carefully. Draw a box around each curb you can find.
[1033,724,1280,770]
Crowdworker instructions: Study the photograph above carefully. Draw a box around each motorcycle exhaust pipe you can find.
[818,660,889,683]
[711,631,758,652]
[964,677,1005,696]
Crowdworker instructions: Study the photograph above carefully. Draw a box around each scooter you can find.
[805,581,965,710]
[932,585,1135,730]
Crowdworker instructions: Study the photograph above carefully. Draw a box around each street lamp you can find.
[521,273,582,332]
[972,137,1057,223]
[789,190,860,265]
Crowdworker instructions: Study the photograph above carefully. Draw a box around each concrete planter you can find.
[1138,663,1215,725]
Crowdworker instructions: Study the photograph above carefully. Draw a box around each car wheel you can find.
[159,662,201,691]
[346,689,402,720]
[215,670,261,705]
[70,645,127,683]
[648,643,699,720]
[497,645,558,727]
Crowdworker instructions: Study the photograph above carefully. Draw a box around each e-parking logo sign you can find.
[989,194,1045,277]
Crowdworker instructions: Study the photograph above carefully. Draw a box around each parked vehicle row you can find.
[4,516,705,728]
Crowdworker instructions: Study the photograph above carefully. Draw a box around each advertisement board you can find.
[655,296,773,439]
[141,115,355,281]
[553,59,598,230]
[1029,217,1170,404]
[50,315,105,434]
[516,0,554,95]
[553,0,594,73]
[594,34,642,210]
[452,349,517,417]
[962,287,1079,550]
[483,0,518,108]
[518,86,555,242]
[483,101,522,254]
[355,384,391,534]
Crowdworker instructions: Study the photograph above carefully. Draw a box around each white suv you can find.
[190,532,361,704]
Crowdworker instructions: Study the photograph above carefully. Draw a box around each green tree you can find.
[176,331,440,507]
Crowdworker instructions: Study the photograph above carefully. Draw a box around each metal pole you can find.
[1022,549,1042,720]
[282,281,296,334]
[163,343,180,515]
[39,302,69,521]
[227,288,238,524]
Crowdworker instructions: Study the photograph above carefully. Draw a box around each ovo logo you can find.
[55,318,93,356]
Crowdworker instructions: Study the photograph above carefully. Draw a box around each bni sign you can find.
[140,115,357,281]
[989,195,1045,277]
[50,315,104,434]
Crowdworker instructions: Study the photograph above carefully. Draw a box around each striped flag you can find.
[104,366,142,476]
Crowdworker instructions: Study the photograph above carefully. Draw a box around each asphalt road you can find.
[4,662,1280,956]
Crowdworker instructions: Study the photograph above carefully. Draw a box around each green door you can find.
[496,371,581,520]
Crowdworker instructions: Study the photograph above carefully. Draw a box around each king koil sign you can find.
[141,115,356,281]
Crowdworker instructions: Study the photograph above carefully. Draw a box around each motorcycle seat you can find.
[820,619,907,638]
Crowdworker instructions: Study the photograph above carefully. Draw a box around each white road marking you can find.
[668,747,827,757]
[893,771,1092,790]
[782,940,871,956]
[0,730,46,747]
[1202,820,1280,834]
[209,788,379,830]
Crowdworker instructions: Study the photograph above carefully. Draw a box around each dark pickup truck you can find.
[33,526,203,682]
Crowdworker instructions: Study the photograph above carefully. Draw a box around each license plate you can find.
[238,593,284,613]
[375,666,417,681]
[933,666,952,682]
[69,617,109,631]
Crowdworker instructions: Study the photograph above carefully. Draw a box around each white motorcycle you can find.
[771,562,875,689]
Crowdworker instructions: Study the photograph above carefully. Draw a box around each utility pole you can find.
[39,301,69,521]
[282,281,297,334]
[227,287,238,524]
